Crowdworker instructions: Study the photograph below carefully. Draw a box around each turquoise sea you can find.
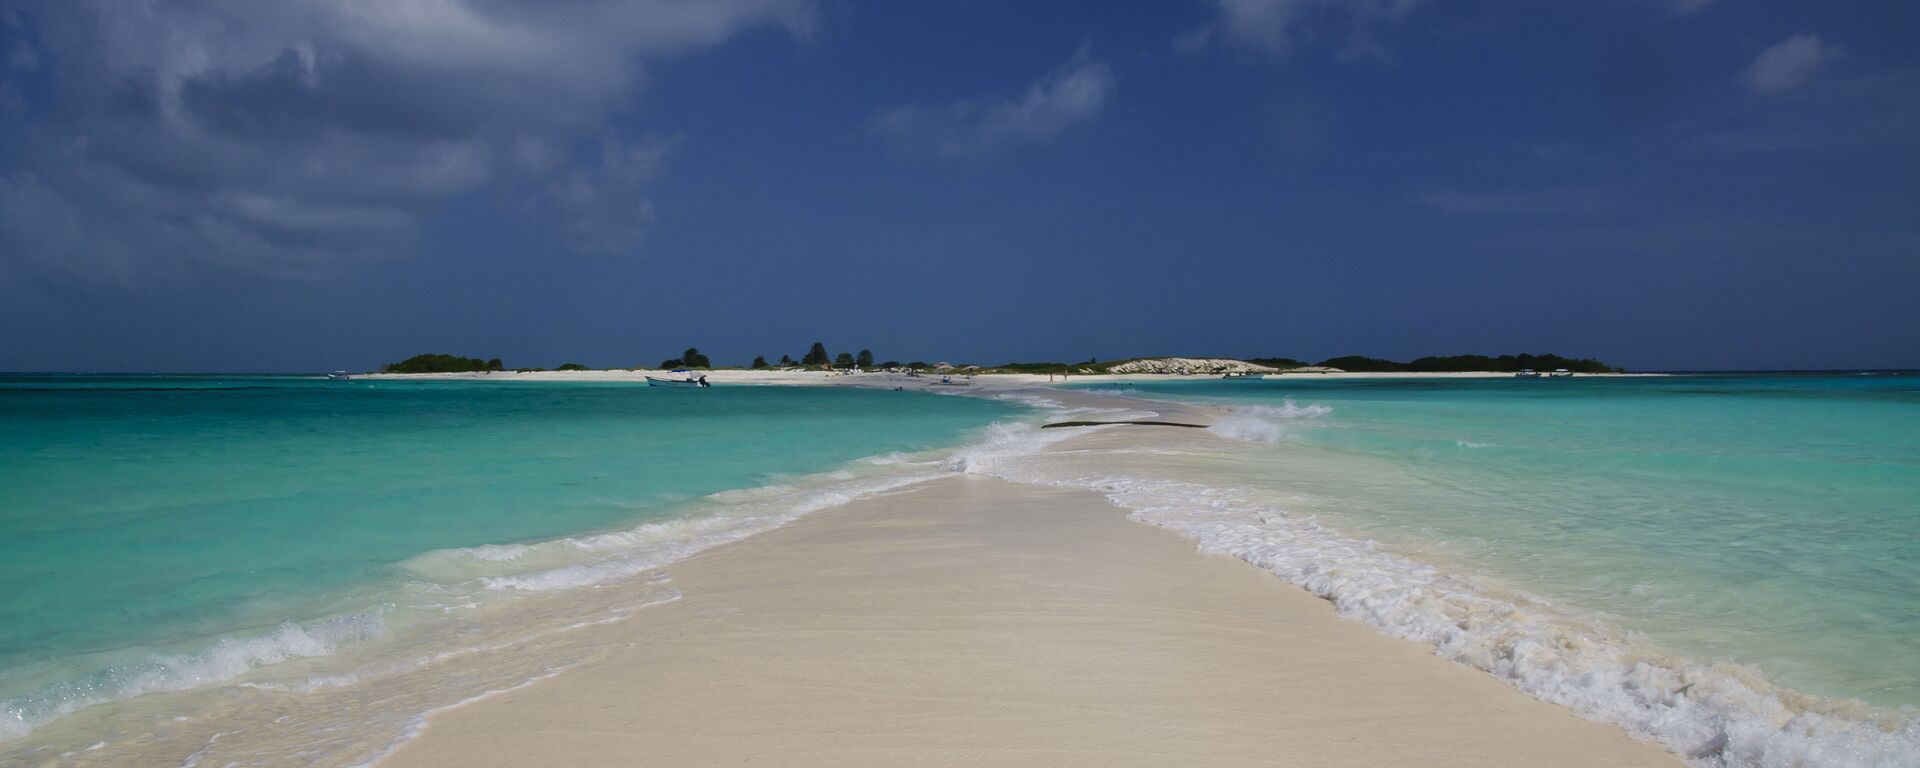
[4,371,1917,767]
[1050,373,1919,766]
[0,375,1022,746]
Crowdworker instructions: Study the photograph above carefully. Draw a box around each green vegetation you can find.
[1317,353,1620,373]
[779,354,796,367]
[658,347,711,369]
[555,363,588,371]
[751,356,769,369]
[1247,357,1305,368]
[1316,355,1398,372]
[833,352,855,369]
[802,342,830,367]
[383,354,504,374]
[856,349,874,369]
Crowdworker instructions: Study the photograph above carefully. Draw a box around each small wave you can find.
[1455,440,1491,449]
[2,612,386,740]
[1205,399,1331,444]
[706,483,798,502]
[944,421,1085,475]
[996,393,1066,410]
[1235,400,1333,420]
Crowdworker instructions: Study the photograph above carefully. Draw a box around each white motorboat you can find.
[646,375,708,388]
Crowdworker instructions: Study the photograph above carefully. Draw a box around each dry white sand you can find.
[382,474,1682,767]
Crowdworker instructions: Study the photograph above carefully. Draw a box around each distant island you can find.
[373,348,1622,376]
[382,353,505,374]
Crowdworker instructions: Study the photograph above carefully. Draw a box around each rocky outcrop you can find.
[1103,358,1280,375]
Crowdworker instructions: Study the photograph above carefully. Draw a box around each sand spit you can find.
[383,476,1681,768]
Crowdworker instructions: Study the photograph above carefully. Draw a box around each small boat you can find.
[1515,369,1542,379]
[326,371,351,381]
[646,376,709,388]
[1222,372,1265,380]
[1549,369,1574,378]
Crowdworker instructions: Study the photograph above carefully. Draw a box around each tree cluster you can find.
[783,342,876,370]
[658,347,712,369]
[382,353,504,374]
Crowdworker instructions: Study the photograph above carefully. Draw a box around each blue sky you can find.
[1,0,1915,371]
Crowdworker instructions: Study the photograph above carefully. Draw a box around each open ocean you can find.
[0,375,1025,760]
[1045,373,1919,767]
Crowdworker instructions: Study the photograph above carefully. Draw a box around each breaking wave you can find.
[1206,399,1332,444]
[1,613,386,741]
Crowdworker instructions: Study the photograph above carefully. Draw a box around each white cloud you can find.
[872,47,1113,160]
[0,0,815,281]
[1744,33,1843,94]
[1177,0,1421,58]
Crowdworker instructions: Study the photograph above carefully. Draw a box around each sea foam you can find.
[1,612,386,741]
[1206,400,1332,444]
[973,397,1919,768]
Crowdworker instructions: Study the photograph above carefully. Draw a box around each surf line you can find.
[1040,420,1207,430]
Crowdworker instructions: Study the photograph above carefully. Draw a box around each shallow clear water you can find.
[7,372,1917,767]
[0,375,1021,737]
[1083,374,1920,708]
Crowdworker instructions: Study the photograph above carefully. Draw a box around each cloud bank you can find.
[0,0,815,284]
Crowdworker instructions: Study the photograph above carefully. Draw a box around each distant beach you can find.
[356,365,1663,387]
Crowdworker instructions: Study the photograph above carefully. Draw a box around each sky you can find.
[0,0,1915,372]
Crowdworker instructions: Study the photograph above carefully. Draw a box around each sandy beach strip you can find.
[382,473,1682,767]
